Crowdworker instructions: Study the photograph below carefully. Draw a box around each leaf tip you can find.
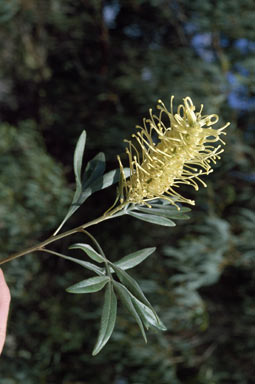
[92,348,99,356]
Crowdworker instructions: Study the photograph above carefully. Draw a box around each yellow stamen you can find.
[117,96,230,208]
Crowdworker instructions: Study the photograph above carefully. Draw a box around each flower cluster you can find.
[117,96,229,208]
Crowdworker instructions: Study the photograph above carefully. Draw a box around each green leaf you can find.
[110,264,153,311]
[53,253,104,276]
[66,276,110,294]
[69,243,105,263]
[54,151,129,235]
[113,281,147,343]
[128,211,176,227]
[53,131,87,234]
[115,247,156,270]
[80,167,130,203]
[162,213,190,220]
[82,152,106,189]
[150,203,191,213]
[132,296,167,331]
[73,130,87,200]
[92,283,117,356]
[135,207,190,220]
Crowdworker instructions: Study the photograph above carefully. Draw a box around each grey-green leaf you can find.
[112,267,166,332]
[69,243,105,263]
[73,130,87,199]
[54,159,129,235]
[53,253,104,276]
[80,167,130,203]
[128,211,176,227]
[82,152,106,189]
[150,203,191,213]
[66,276,109,294]
[110,264,153,310]
[136,207,190,220]
[53,131,87,235]
[132,296,167,331]
[113,281,147,343]
[92,283,117,356]
[115,247,156,270]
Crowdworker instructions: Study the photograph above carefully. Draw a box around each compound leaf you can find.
[111,264,153,311]
[66,276,109,294]
[113,281,147,343]
[128,211,176,227]
[132,296,167,331]
[54,131,86,234]
[136,207,190,220]
[82,152,106,189]
[115,247,156,270]
[54,253,104,276]
[69,243,105,263]
[92,283,117,356]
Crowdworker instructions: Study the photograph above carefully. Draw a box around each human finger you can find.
[0,269,11,355]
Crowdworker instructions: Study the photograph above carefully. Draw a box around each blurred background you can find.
[0,0,254,383]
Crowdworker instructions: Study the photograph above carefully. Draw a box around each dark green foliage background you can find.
[0,0,254,383]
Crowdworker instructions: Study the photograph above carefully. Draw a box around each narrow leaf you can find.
[82,152,106,189]
[73,130,87,199]
[54,166,129,235]
[113,281,147,343]
[54,253,104,276]
[53,131,86,235]
[132,296,167,331]
[128,211,176,227]
[53,205,79,236]
[69,243,105,263]
[66,276,109,294]
[92,283,117,356]
[161,213,190,220]
[135,207,190,220]
[110,264,153,311]
[80,168,130,203]
[111,264,165,330]
[115,247,156,270]
[150,203,191,213]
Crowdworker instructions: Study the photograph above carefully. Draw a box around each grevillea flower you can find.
[117,96,230,208]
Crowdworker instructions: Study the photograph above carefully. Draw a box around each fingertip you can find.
[0,269,11,303]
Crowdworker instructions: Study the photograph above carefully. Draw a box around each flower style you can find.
[117,96,230,208]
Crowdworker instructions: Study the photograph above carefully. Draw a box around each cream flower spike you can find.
[117,96,230,209]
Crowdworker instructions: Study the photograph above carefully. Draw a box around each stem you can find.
[40,244,112,279]
[0,204,125,266]
[38,248,72,259]
[105,263,111,277]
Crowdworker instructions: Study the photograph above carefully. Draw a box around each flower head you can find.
[117,96,229,208]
